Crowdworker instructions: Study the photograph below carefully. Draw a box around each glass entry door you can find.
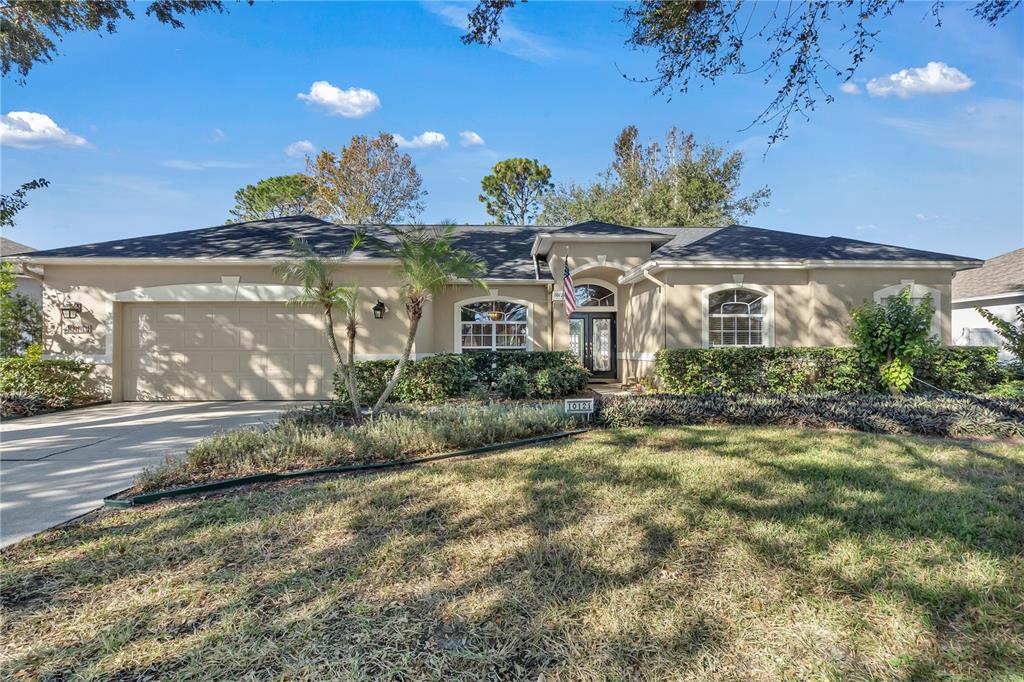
[569,313,617,379]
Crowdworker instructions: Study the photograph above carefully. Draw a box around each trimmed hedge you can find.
[466,350,583,386]
[342,354,475,404]
[598,393,1024,440]
[340,351,589,405]
[654,347,1000,395]
[0,357,95,416]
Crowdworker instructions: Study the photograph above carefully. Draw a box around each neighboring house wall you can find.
[952,294,1023,362]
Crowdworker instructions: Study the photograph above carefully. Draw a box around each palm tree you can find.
[371,225,486,416]
[273,236,363,420]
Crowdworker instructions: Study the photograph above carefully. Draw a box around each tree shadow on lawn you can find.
[2,427,1023,679]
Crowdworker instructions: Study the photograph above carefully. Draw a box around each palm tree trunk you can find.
[345,322,362,422]
[323,305,344,366]
[371,303,421,417]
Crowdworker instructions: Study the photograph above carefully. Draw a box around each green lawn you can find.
[3,426,1023,680]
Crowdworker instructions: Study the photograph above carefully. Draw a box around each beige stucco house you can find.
[15,216,981,401]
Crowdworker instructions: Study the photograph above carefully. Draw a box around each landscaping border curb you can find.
[102,428,591,508]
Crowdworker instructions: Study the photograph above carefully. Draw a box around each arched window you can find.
[707,289,767,347]
[873,281,941,337]
[573,284,615,308]
[460,300,528,351]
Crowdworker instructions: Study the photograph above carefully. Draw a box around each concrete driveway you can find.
[1,401,305,547]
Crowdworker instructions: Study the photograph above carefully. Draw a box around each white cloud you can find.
[284,140,316,158]
[915,212,928,222]
[297,81,381,118]
[880,97,1022,156]
[866,62,974,98]
[459,130,485,146]
[212,128,227,142]
[392,131,448,149]
[0,111,89,149]
[161,159,253,171]
[839,82,861,95]
[854,223,879,234]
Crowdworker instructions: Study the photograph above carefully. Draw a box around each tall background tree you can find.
[462,0,1020,145]
[538,125,770,227]
[1,1,232,82]
[479,158,552,224]
[306,134,425,225]
[1,178,49,230]
[227,174,315,223]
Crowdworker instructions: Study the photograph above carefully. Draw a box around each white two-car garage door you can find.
[123,302,333,401]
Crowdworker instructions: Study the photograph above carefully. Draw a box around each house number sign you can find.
[64,323,93,334]
[564,398,594,416]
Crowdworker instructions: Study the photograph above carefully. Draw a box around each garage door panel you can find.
[293,329,324,349]
[123,302,332,401]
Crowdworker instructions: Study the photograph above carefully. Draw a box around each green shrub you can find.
[137,403,576,492]
[0,357,95,416]
[913,347,1000,393]
[533,364,589,398]
[395,354,475,402]
[988,380,1024,399]
[467,350,581,386]
[655,347,877,395]
[654,347,1001,396]
[597,394,1024,440]
[339,354,475,405]
[849,289,936,394]
[496,365,531,399]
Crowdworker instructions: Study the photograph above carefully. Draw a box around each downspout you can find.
[642,268,667,360]
[547,282,554,350]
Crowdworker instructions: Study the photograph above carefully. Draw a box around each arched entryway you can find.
[568,278,618,379]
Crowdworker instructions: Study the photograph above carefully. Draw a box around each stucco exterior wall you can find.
[808,268,954,345]
[38,258,963,393]
[952,294,1023,362]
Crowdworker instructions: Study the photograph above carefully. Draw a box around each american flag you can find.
[563,260,577,317]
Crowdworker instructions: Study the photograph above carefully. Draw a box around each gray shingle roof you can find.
[952,248,1024,300]
[1,237,35,256]
[648,225,978,263]
[24,217,979,281]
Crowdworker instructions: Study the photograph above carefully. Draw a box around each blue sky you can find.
[2,1,1022,259]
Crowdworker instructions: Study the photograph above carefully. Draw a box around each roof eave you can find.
[618,257,983,284]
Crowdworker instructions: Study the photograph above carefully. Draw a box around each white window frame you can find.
[873,280,941,338]
[454,296,534,353]
[701,282,775,347]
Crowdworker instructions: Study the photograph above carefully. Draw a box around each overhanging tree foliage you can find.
[1,178,49,230]
[538,125,769,226]
[1,1,233,82]
[462,0,1020,145]
[479,158,553,225]
[227,174,315,223]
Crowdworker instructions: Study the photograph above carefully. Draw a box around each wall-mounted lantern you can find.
[372,299,387,319]
[60,302,83,320]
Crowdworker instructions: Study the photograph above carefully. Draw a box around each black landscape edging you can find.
[102,428,591,509]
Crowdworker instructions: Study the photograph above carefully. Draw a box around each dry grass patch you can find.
[2,426,1023,680]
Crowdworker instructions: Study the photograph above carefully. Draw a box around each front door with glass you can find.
[569,313,616,379]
